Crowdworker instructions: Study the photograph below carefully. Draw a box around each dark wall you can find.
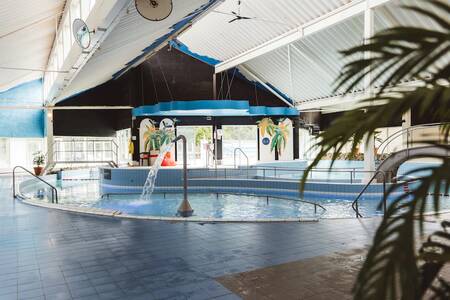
[319,111,403,130]
[53,110,131,137]
[55,45,287,136]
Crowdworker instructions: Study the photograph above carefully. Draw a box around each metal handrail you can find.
[352,170,387,218]
[233,148,249,169]
[189,166,378,181]
[378,122,449,159]
[205,146,216,168]
[12,166,58,204]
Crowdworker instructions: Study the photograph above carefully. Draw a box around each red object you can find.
[161,151,176,166]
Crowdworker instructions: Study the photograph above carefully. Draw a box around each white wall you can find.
[259,130,274,162]
[0,138,45,171]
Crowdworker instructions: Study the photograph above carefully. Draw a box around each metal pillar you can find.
[172,135,193,217]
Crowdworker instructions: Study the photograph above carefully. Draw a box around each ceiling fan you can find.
[228,0,254,23]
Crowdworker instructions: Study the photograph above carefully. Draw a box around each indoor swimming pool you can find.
[14,160,449,221]
[16,178,438,220]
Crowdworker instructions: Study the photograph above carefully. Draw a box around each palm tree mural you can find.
[300,1,450,299]
[257,118,290,156]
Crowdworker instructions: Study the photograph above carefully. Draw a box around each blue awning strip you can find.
[132,100,299,117]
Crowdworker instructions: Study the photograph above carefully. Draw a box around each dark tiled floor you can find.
[1,176,382,300]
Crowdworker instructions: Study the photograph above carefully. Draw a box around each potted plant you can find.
[143,127,173,165]
[33,151,45,176]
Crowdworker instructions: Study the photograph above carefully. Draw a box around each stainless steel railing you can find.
[12,166,58,204]
[377,122,450,160]
[352,170,388,218]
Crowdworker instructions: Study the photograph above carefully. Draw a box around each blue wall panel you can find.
[0,79,44,137]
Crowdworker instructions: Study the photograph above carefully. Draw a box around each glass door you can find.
[175,126,212,167]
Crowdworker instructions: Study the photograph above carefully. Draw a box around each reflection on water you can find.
[17,178,450,219]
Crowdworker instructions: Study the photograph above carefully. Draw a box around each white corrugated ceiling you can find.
[179,0,352,62]
[58,0,216,101]
[0,0,66,93]
[179,0,447,108]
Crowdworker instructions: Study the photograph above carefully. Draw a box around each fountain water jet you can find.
[140,142,174,201]
[139,135,193,218]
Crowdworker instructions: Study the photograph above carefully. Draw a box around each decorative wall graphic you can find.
[257,117,290,155]
[159,118,174,131]
[262,137,270,145]
[139,119,155,153]
[278,118,294,161]
[257,117,274,137]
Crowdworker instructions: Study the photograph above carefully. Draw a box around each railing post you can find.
[12,167,16,198]
[382,172,386,213]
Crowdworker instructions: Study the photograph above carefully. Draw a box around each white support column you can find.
[402,109,412,148]
[45,108,54,168]
[363,4,375,182]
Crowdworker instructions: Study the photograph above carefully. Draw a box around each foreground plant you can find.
[300,1,450,299]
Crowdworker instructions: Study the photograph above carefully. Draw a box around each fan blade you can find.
[228,18,238,23]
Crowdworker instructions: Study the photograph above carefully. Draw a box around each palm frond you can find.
[353,159,450,299]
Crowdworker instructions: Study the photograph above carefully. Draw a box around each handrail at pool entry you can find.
[377,122,450,159]
[12,166,59,204]
[205,145,216,169]
[352,170,387,218]
[233,148,249,178]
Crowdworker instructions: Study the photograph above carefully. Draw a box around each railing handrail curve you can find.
[12,166,58,204]
[351,170,387,218]
[378,122,449,158]
[233,148,249,168]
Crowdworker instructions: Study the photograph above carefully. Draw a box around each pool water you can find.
[96,193,323,220]
[20,180,450,220]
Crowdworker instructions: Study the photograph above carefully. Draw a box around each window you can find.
[0,139,10,169]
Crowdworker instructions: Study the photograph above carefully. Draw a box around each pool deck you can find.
[0,176,444,300]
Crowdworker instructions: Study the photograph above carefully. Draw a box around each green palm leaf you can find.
[298,1,450,299]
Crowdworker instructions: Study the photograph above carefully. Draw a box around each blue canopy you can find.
[132,100,298,117]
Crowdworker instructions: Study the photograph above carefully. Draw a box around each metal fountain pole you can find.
[172,135,193,217]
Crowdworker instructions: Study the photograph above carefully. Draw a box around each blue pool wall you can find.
[98,167,403,201]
